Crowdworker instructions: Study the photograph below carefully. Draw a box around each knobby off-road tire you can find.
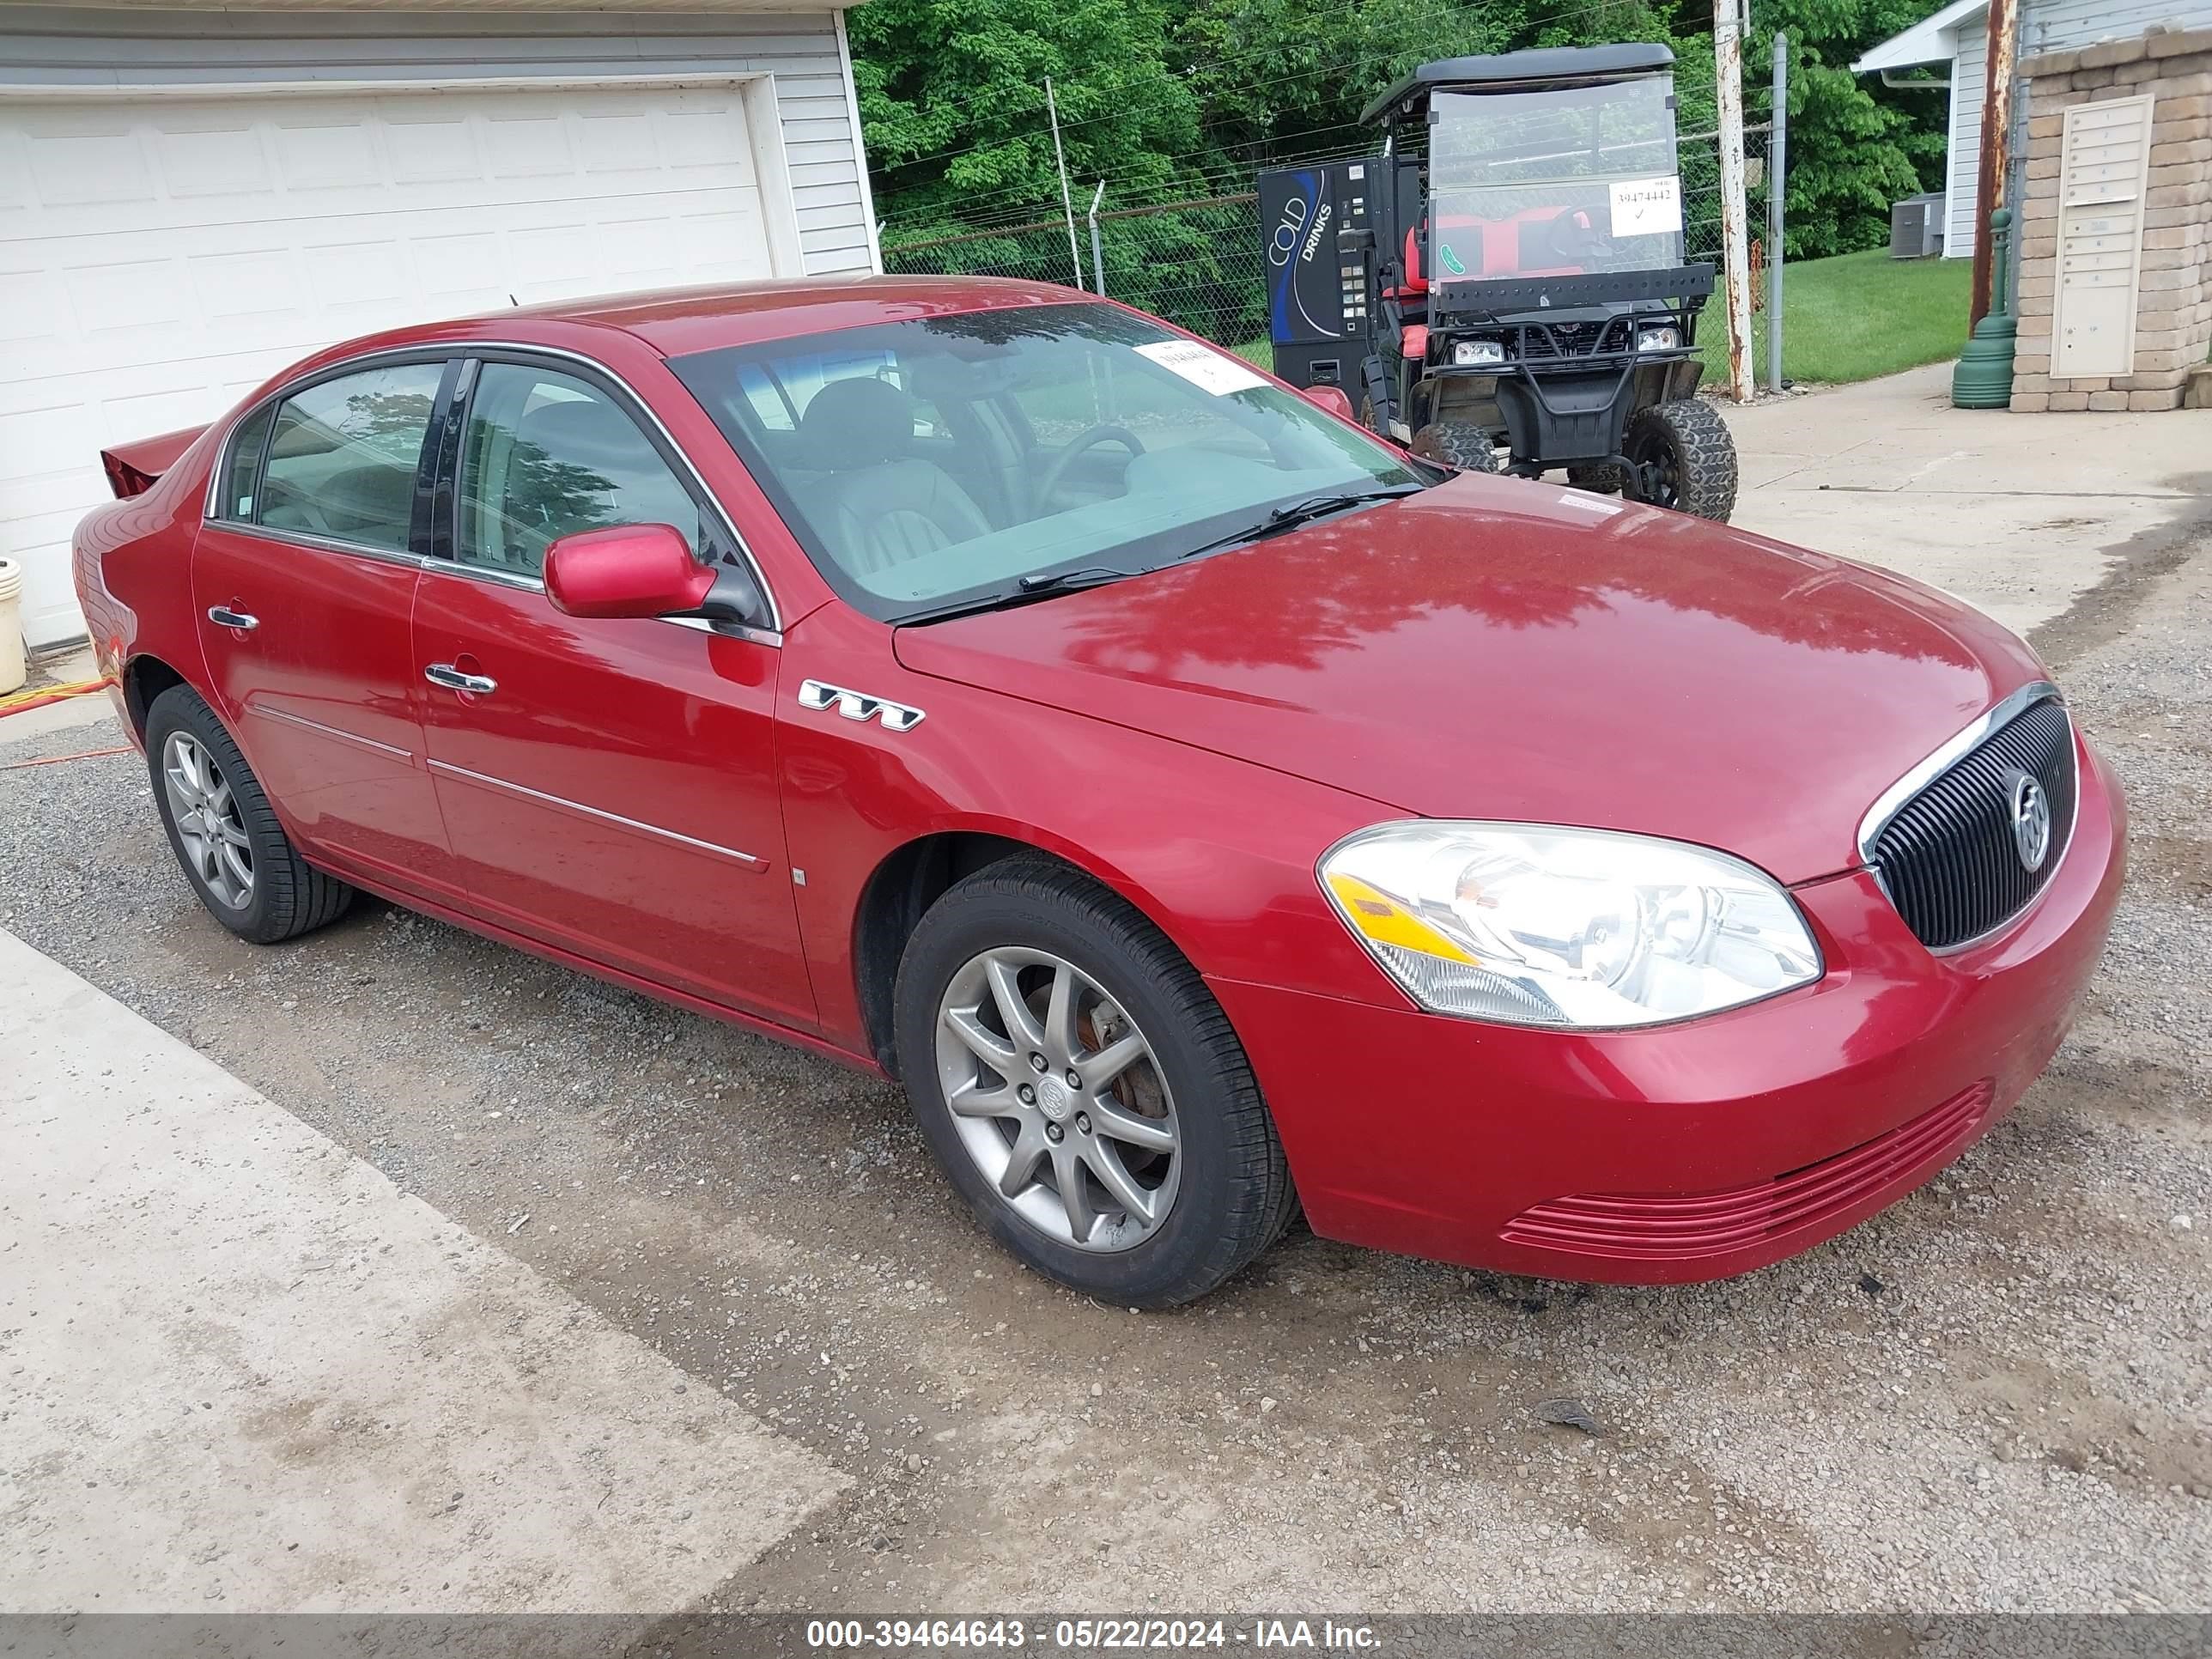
[894,854,1297,1307]
[1565,462,1626,494]
[144,684,356,944]
[1622,398,1739,521]
[1411,419,1501,473]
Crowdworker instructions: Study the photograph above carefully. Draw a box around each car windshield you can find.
[669,302,1424,621]
[1427,76,1684,280]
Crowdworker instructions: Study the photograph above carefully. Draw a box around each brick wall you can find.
[2010,25,2212,412]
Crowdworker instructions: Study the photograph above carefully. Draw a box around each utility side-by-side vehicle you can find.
[1261,43,1741,519]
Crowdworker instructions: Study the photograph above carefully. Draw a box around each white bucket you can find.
[0,558,24,696]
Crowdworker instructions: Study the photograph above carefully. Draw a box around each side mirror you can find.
[544,524,716,621]
[1336,227,1375,257]
[1298,385,1356,422]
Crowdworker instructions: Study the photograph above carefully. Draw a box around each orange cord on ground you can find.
[0,675,118,720]
[0,745,134,772]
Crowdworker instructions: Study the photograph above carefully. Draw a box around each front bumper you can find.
[1208,732,2127,1284]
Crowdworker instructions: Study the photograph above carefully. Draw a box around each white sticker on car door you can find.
[1134,338,1270,396]
[1608,176,1683,238]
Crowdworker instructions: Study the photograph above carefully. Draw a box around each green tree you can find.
[1747,0,1952,257]
[851,0,1202,238]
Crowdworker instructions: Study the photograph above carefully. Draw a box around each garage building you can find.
[1,1,882,651]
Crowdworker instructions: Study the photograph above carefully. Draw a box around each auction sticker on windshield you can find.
[1608,175,1683,237]
[1136,338,1271,396]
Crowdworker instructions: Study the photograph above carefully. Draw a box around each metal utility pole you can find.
[1969,0,2020,325]
[1714,0,1757,402]
[1044,77,1083,290]
[1766,32,1788,392]
[1087,180,1107,295]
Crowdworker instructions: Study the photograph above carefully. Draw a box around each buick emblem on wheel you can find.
[2009,771,2052,872]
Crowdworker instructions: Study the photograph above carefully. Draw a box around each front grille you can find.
[1869,696,2076,950]
[1516,317,1633,361]
[1499,1080,1993,1263]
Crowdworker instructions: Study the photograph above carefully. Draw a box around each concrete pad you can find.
[0,927,845,1614]
[1719,362,2212,638]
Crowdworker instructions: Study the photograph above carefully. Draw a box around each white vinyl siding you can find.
[0,7,879,648]
[0,7,876,279]
[2030,0,2212,52]
[1946,26,1988,258]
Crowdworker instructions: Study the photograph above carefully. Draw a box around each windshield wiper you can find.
[1176,483,1428,563]
[1018,564,1133,593]
[895,565,1143,626]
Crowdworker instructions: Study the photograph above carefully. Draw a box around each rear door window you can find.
[258,362,446,554]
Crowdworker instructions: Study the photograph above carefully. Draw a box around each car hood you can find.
[891,474,2049,884]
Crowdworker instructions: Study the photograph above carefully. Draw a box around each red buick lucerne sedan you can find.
[73,278,2123,1306]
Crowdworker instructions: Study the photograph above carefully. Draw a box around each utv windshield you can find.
[1425,76,1684,283]
[671,303,1422,621]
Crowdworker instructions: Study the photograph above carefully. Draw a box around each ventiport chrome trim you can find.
[1855,680,2063,866]
[249,703,413,762]
[426,759,768,870]
[798,678,925,732]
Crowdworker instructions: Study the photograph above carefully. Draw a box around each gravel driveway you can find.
[3,540,2206,1614]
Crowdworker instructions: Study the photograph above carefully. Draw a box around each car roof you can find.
[1360,43,1678,124]
[473,274,1093,358]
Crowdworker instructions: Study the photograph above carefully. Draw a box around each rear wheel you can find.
[895,855,1295,1307]
[145,685,355,944]
[1411,420,1499,473]
[1621,398,1738,520]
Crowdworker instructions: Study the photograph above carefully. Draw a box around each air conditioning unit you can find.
[1890,193,1946,258]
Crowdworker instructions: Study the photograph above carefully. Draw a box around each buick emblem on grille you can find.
[2008,769,2052,872]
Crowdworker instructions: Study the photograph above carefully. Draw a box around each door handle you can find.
[424,663,497,696]
[207,606,258,631]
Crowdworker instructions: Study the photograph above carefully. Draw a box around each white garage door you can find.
[1,83,784,648]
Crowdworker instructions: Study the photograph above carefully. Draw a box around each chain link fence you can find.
[881,125,1773,368]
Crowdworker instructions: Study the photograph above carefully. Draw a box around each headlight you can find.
[1637,325,1682,354]
[1452,339,1506,367]
[1319,822,1821,1029]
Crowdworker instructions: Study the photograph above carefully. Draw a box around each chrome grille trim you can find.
[1857,682,2078,952]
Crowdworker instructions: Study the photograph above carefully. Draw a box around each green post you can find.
[1953,208,2019,408]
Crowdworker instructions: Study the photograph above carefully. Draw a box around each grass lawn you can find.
[1698,248,1972,386]
[1234,249,1972,389]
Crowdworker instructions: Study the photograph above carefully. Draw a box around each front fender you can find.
[777,604,1415,1059]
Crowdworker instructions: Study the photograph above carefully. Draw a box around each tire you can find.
[1411,419,1500,472]
[894,854,1296,1307]
[1565,463,1625,495]
[1621,398,1739,520]
[145,684,356,944]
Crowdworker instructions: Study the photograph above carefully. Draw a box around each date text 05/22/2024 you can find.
[804,1620,1382,1650]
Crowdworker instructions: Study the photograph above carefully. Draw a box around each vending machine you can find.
[1256,158,1380,393]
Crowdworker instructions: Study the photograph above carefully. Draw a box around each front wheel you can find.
[894,856,1295,1307]
[1621,398,1739,520]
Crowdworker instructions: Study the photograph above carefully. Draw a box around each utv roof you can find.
[1361,43,1678,124]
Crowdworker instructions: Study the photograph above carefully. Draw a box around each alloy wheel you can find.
[934,946,1181,1252]
[162,731,254,909]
